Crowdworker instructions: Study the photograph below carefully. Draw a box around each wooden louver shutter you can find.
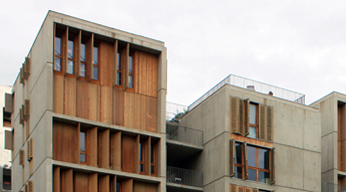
[266,106,274,141]
[20,150,25,165]
[270,147,276,185]
[28,180,33,192]
[230,97,244,135]
[259,104,274,141]
[259,104,266,140]
[243,142,248,180]
[28,138,33,161]
[20,67,25,84]
[244,99,250,136]
[24,57,30,79]
[230,184,236,192]
[4,130,12,150]
[24,99,30,120]
[20,108,24,125]
[230,139,235,177]
[4,93,13,113]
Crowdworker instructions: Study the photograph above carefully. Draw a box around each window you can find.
[128,52,133,88]
[232,141,274,184]
[92,44,99,80]
[54,32,62,71]
[67,34,75,74]
[116,48,122,85]
[150,141,157,175]
[3,167,11,190]
[139,141,145,173]
[80,38,87,77]
[116,181,121,192]
[248,103,258,138]
[80,131,86,163]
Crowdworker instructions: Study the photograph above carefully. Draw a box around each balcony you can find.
[166,166,203,191]
[321,182,346,192]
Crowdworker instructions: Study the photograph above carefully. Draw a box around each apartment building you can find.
[311,92,346,191]
[0,85,12,191]
[6,11,167,192]
[166,75,321,192]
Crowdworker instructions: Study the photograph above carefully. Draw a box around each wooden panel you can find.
[87,127,98,167]
[53,121,78,163]
[133,181,145,192]
[53,167,60,192]
[113,88,124,126]
[4,130,12,150]
[139,95,146,131]
[98,129,110,168]
[122,179,133,192]
[111,131,121,170]
[99,174,110,192]
[243,142,248,180]
[74,172,88,192]
[29,160,33,176]
[88,173,98,192]
[110,175,117,192]
[89,83,100,121]
[138,51,147,95]
[147,96,157,133]
[230,139,235,177]
[100,86,113,123]
[270,147,276,184]
[4,93,13,113]
[76,80,89,119]
[122,135,136,173]
[134,94,141,130]
[146,53,158,98]
[266,106,273,141]
[26,119,30,139]
[53,75,64,114]
[100,41,114,87]
[145,183,157,192]
[124,92,135,129]
[259,104,267,140]
[64,77,77,116]
[112,41,118,87]
[61,169,73,192]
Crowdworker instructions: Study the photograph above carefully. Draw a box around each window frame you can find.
[79,130,87,165]
[54,29,65,74]
[150,140,157,176]
[127,50,135,90]
[66,33,77,76]
[234,142,244,179]
[91,41,99,81]
[248,102,259,139]
[247,144,270,183]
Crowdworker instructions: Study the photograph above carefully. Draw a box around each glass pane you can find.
[139,143,143,161]
[250,104,257,124]
[248,169,257,181]
[93,47,98,65]
[258,171,270,183]
[129,55,133,73]
[54,57,61,71]
[151,144,154,163]
[80,63,86,77]
[235,143,242,164]
[67,60,74,74]
[117,72,121,85]
[80,153,86,163]
[151,165,154,174]
[55,37,61,56]
[140,164,143,172]
[235,166,242,179]
[93,66,98,80]
[80,132,85,151]
[248,126,256,138]
[129,75,133,88]
[247,146,257,167]
[258,148,270,169]
[81,43,86,62]
[117,182,121,192]
[68,40,74,59]
[117,53,121,70]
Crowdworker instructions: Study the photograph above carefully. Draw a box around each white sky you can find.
[1,1,346,106]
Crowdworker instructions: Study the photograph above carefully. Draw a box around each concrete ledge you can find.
[166,182,203,191]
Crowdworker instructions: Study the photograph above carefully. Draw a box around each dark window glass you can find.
[80,153,86,162]
[129,75,133,88]
[67,60,74,74]
[247,146,256,167]
[248,169,257,181]
[3,168,11,190]
[93,66,98,80]
[139,143,143,162]
[81,43,86,62]
[117,72,121,85]
[258,171,270,183]
[140,164,143,172]
[129,55,133,73]
[116,182,121,192]
[80,63,86,77]
[150,145,154,163]
[235,143,242,164]
[55,36,61,56]
[151,165,154,174]
[258,148,270,169]
[235,166,242,179]
[117,53,121,70]
[68,39,74,59]
[54,57,61,71]
[93,47,98,65]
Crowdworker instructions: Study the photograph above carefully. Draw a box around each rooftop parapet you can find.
[188,74,305,110]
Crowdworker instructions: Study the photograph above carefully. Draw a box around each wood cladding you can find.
[53,122,78,163]
[133,181,157,192]
[122,135,137,173]
[338,103,346,173]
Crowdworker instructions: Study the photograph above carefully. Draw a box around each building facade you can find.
[7,11,167,192]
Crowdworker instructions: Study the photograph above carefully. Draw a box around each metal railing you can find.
[322,182,346,192]
[167,166,203,188]
[166,123,203,146]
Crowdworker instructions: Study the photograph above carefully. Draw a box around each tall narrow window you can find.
[150,142,156,175]
[234,142,243,179]
[128,52,133,88]
[92,44,99,80]
[139,141,144,172]
[116,49,122,85]
[80,39,87,77]
[80,131,86,163]
[116,182,121,192]
[248,103,258,138]
[247,145,270,183]
[54,32,62,71]
[67,35,75,74]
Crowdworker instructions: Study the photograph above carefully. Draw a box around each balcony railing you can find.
[167,166,203,188]
[166,123,203,146]
[322,182,346,192]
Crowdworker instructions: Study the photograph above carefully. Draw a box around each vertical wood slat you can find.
[62,169,73,192]
[74,172,88,192]
[4,130,12,150]
[122,134,137,173]
[76,80,89,119]
[5,93,13,113]
[243,142,248,180]
[113,88,124,126]
[266,106,273,141]
[124,92,135,128]
[53,75,64,114]
[88,173,98,192]
[259,104,267,140]
[270,147,276,184]
[244,99,250,136]
[122,179,133,192]
[64,77,77,116]
[111,131,121,171]
[230,139,235,177]
[98,129,110,168]
[99,174,110,192]
[87,127,98,167]
[19,150,24,165]
[89,84,100,121]
[53,167,60,192]
[100,86,113,123]
[230,97,240,135]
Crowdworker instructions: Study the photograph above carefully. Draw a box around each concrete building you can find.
[167,74,321,192]
[311,92,346,191]
[7,10,167,192]
[0,85,12,191]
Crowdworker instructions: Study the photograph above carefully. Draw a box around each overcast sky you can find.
[1,1,346,106]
